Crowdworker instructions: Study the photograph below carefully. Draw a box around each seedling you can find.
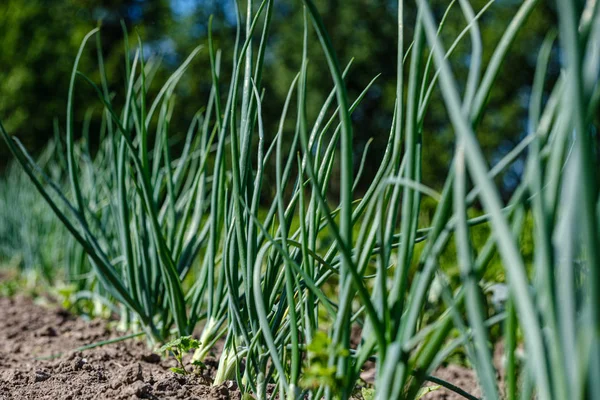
[158,336,203,375]
[300,331,349,391]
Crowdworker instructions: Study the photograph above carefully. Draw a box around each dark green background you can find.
[0,0,558,196]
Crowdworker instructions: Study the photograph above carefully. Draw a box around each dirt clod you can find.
[37,326,58,337]
[72,357,87,371]
[154,376,181,392]
[140,353,160,364]
[33,370,51,382]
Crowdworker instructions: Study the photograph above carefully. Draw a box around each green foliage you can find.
[0,271,42,298]
[416,385,441,399]
[0,0,172,167]
[1,1,599,400]
[0,0,556,199]
[360,387,375,400]
[158,335,202,375]
[300,331,349,391]
[0,143,67,281]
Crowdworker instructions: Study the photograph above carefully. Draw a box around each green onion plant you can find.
[1,0,599,399]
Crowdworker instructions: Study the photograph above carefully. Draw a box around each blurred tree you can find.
[0,0,172,167]
[0,0,557,198]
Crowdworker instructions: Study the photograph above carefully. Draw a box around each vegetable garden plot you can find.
[1,0,599,399]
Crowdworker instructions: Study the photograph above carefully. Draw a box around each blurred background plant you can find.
[0,140,68,283]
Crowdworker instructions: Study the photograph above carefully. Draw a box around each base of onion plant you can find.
[191,316,222,363]
[213,340,247,386]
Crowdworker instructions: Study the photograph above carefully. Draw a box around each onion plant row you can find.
[1,0,599,399]
[0,141,68,282]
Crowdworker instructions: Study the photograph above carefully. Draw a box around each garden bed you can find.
[0,296,238,400]
[0,295,484,399]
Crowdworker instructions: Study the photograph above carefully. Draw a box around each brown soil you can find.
[421,366,483,399]
[0,296,238,400]
[421,344,505,400]
[0,295,485,399]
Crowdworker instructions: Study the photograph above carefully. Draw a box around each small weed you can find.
[361,387,375,400]
[158,336,204,375]
[300,331,349,391]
